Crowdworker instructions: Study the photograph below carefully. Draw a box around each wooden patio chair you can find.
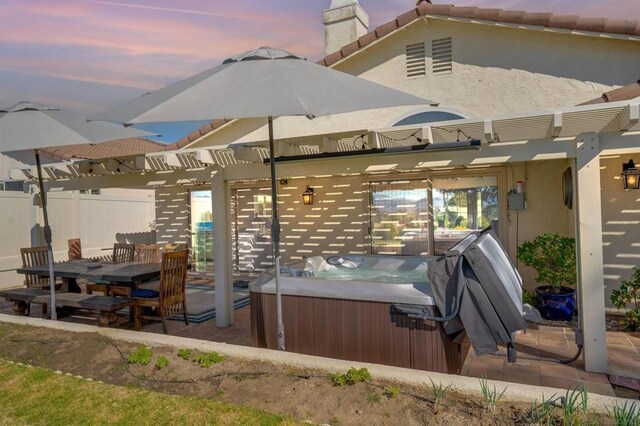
[113,243,135,263]
[87,243,136,295]
[132,249,189,334]
[67,238,82,260]
[134,244,161,264]
[20,246,62,315]
[163,243,186,253]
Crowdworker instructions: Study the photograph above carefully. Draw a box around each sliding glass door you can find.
[190,190,214,274]
[432,176,498,254]
[369,180,432,255]
[369,175,499,255]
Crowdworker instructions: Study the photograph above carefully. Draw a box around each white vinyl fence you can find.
[0,189,155,289]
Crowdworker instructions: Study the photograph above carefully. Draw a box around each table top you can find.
[17,260,161,284]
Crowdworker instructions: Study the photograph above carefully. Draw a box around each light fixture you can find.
[622,160,640,190]
[301,185,315,205]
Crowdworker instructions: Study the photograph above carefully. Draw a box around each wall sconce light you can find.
[622,160,640,190]
[301,185,315,205]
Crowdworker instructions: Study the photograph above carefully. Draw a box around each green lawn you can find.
[0,360,293,426]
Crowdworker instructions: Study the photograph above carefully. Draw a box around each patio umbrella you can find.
[91,47,434,349]
[0,102,153,320]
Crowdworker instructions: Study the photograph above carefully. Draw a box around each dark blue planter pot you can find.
[536,285,576,321]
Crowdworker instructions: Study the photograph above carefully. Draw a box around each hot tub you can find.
[249,255,468,374]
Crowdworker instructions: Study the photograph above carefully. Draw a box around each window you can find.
[432,37,452,75]
[393,110,465,127]
[369,177,499,256]
[79,189,101,195]
[0,180,26,192]
[406,42,426,78]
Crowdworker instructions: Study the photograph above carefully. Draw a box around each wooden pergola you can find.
[15,99,640,373]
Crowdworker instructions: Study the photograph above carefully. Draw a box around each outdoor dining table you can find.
[16,260,161,293]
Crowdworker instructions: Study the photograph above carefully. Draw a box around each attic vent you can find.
[432,37,452,75]
[406,42,426,78]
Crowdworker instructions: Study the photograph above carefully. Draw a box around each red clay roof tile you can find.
[498,10,525,25]
[522,12,553,27]
[575,17,607,33]
[450,7,477,19]
[375,21,399,38]
[603,19,638,35]
[397,9,420,27]
[580,80,640,105]
[340,40,360,57]
[358,31,378,49]
[547,15,580,30]
[42,137,166,161]
[476,8,502,21]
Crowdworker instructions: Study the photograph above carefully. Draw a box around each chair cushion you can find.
[131,288,159,298]
[138,280,160,292]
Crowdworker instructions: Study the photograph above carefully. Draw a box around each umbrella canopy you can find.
[0,101,153,320]
[91,47,434,349]
[1,102,151,153]
[92,47,435,123]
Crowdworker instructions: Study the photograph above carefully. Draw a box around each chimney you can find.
[322,0,369,57]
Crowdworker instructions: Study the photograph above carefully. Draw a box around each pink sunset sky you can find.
[1,0,639,116]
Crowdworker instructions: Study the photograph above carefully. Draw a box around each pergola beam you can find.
[551,111,563,137]
[484,119,494,143]
[44,168,215,191]
[620,102,639,131]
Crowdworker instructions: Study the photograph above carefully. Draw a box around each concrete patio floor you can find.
[1,297,639,399]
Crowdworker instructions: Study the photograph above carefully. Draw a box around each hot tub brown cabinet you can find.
[250,292,467,374]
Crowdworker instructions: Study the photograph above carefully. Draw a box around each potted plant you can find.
[516,233,576,321]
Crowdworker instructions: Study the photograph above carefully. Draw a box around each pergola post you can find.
[212,169,234,327]
[574,132,608,373]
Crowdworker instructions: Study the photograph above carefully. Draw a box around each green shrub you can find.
[127,346,153,366]
[610,268,640,331]
[479,376,506,413]
[193,352,225,368]
[328,368,371,386]
[516,233,576,293]
[522,289,538,308]
[367,393,381,405]
[562,385,589,426]
[607,401,640,425]
[155,356,170,370]
[428,378,452,405]
[385,385,401,399]
[529,393,557,426]
[177,348,193,361]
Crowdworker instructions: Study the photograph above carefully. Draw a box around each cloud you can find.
[1,0,637,113]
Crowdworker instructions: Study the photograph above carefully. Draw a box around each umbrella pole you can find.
[268,116,285,350]
[34,150,57,321]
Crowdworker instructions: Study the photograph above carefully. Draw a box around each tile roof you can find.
[166,4,640,151]
[580,80,640,105]
[42,137,167,162]
[318,3,640,67]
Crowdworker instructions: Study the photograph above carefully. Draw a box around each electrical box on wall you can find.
[509,193,525,210]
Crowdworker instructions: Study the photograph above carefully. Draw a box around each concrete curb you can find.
[1,314,637,414]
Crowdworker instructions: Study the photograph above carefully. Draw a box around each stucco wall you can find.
[600,155,640,305]
[505,160,575,291]
[234,176,368,272]
[338,18,640,116]
[154,186,191,248]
